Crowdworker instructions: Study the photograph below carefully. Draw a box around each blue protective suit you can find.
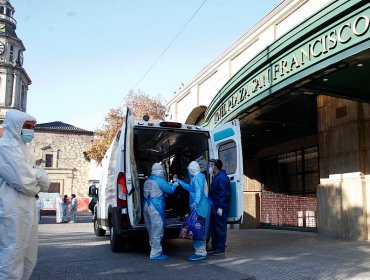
[143,174,177,258]
[177,161,210,257]
[209,169,231,252]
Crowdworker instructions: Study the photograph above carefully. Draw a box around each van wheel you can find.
[109,222,125,252]
[94,220,106,236]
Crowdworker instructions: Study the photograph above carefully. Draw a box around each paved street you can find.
[31,215,370,280]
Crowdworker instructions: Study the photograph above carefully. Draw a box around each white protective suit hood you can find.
[188,161,200,177]
[3,109,36,141]
[2,109,37,165]
[151,163,165,178]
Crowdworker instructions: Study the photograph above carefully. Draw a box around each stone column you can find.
[5,72,13,106]
[317,96,369,240]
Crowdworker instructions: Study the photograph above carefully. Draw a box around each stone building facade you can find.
[29,121,94,212]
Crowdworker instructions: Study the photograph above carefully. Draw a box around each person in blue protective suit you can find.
[0,109,50,280]
[174,161,210,261]
[143,163,178,260]
[208,159,231,255]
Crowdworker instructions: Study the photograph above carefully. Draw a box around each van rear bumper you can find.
[111,207,134,237]
[112,207,183,238]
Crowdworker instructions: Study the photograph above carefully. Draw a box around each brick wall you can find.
[261,191,318,228]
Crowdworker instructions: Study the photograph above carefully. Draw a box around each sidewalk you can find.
[212,229,370,279]
[31,217,370,280]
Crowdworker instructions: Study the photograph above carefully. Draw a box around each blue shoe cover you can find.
[150,253,169,260]
[188,254,207,261]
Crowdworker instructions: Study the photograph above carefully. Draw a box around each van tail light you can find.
[117,172,127,207]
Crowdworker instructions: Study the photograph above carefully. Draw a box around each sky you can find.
[14,0,282,131]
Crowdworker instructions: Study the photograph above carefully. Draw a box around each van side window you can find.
[218,141,237,175]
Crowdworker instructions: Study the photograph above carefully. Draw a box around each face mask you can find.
[208,167,214,175]
[207,162,215,175]
[21,129,34,143]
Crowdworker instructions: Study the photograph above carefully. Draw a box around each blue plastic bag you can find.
[179,209,206,240]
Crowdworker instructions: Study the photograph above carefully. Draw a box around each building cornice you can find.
[0,34,26,50]
[167,0,299,106]
[0,62,32,84]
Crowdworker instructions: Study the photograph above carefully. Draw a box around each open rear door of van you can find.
[210,119,244,223]
[124,108,142,226]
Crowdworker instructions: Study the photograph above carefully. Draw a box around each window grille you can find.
[262,147,319,196]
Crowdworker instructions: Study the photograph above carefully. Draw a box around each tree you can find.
[86,90,166,162]
[125,90,166,122]
[86,107,125,162]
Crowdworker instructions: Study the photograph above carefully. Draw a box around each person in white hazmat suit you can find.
[35,194,44,223]
[55,193,64,223]
[69,194,78,223]
[143,163,178,260]
[0,109,50,280]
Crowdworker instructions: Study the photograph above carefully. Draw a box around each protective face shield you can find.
[207,162,215,175]
[21,129,34,143]
[151,163,166,178]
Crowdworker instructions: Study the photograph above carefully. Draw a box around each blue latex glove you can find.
[172,182,179,187]
[191,203,196,210]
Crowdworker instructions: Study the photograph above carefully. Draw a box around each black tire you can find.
[109,222,125,253]
[94,220,106,237]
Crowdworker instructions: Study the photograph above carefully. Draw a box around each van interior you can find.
[133,127,210,224]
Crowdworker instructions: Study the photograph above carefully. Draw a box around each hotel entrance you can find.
[236,47,370,235]
[201,1,370,240]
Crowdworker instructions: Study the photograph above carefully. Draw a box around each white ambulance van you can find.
[92,108,243,252]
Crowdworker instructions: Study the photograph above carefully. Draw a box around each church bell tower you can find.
[0,0,31,125]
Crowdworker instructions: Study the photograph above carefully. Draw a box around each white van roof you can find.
[134,120,208,132]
